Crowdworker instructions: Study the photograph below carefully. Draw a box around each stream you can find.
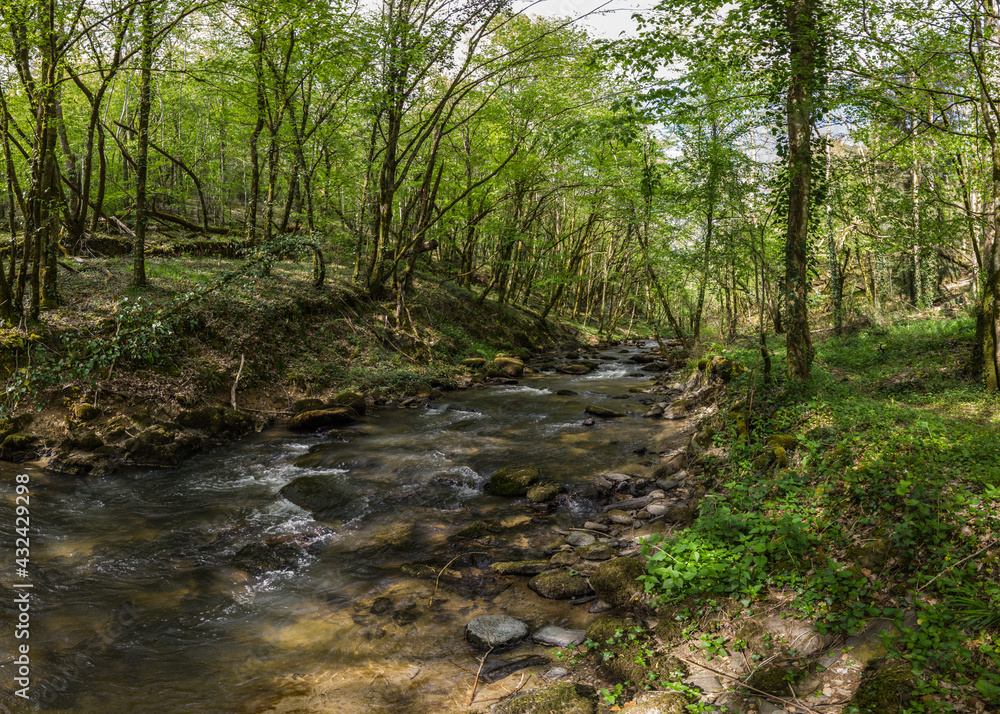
[1,345,686,713]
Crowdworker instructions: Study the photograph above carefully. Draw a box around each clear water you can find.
[0,347,679,713]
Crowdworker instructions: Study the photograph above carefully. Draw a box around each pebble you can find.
[583,521,609,533]
[654,479,680,491]
[543,667,570,680]
[647,489,666,500]
[646,501,671,516]
[532,626,587,648]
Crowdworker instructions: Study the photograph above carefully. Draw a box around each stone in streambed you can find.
[527,483,561,503]
[564,532,596,547]
[462,357,488,368]
[584,405,624,418]
[532,626,586,648]
[466,614,529,650]
[327,391,366,416]
[528,570,594,600]
[279,475,353,517]
[287,408,355,432]
[232,542,304,574]
[291,398,325,414]
[493,356,525,378]
[576,543,614,561]
[492,560,552,576]
[487,466,542,496]
[556,363,592,375]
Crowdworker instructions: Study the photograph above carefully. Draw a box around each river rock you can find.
[588,557,646,609]
[494,356,525,378]
[556,363,592,375]
[528,570,594,599]
[664,399,690,419]
[583,521,609,533]
[564,532,596,547]
[73,403,102,421]
[627,693,688,713]
[0,414,33,442]
[487,466,542,496]
[466,614,529,650]
[606,509,634,525]
[232,542,305,574]
[492,560,552,576]
[584,405,624,418]
[532,626,586,648]
[643,405,665,418]
[61,428,104,452]
[489,682,598,714]
[328,391,366,416]
[176,406,255,439]
[292,398,325,414]
[576,543,614,561]
[279,475,353,517]
[646,501,671,516]
[462,357,488,368]
[527,483,561,503]
[550,551,579,567]
[555,389,578,396]
[287,408,355,431]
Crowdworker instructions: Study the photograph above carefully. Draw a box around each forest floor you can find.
[630,317,1000,712]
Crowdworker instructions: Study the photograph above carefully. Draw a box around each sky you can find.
[512,0,659,39]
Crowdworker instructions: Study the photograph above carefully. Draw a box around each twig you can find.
[669,653,824,714]
[469,646,494,705]
[230,353,245,410]
[918,540,997,592]
[430,551,488,606]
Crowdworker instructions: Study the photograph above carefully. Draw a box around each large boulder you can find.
[556,363,592,375]
[0,433,39,462]
[466,614,529,650]
[588,557,646,609]
[176,406,254,439]
[487,466,542,496]
[494,356,525,378]
[287,408,355,432]
[328,391,366,416]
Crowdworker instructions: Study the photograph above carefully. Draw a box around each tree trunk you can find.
[783,0,816,380]
[133,0,154,288]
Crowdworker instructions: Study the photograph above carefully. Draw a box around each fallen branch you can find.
[918,540,997,592]
[469,646,494,705]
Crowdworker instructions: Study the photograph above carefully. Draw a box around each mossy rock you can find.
[588,557,646,609]
[527,482,561,503]
[766,434,798,451]
[709,356,742,382]
[176,406,254,439]
[848,539,894,571]
[494,356,525,378]
[328,391,366,416]
[556,363,592,375]
[487,466,542,496]
[626,693,687,714]
[489,682,597,714]
[0,433,40,461]
[453,520,503,540]
[462,357,488,368]
[584,405,624,418]
[847,660,913,713]
[773,446,789,468]
[287,408,355,432]
[527,569,594,599]
[584,616,686,686]
[0,414,33,442]
[292,398,325,414]
[73,403,102,421]
[492,560,551,576]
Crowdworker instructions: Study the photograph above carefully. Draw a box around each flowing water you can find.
[1,346,682,713]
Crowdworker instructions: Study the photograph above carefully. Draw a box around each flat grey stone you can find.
[543,667,570,680]
[684,670,723,693]
[466,614,529,650]
[565,531,596,547]
[589,599,614,613]
[583,521,609,533]
[646,500,671,515]
[654,479,679,490]
[532,626,586,648]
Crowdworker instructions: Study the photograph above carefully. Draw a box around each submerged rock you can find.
[527,483,561,503]
[492,560,552,576]
[279,475,353,517]
[532,626,586,648]
[487,466,542,496]
[232,542,305,574]
[466,614,529,650]
[584,405,624,418]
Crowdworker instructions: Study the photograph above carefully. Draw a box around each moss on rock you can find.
[527,569,594,599]
[73,403,102,421]
[489,682,597,714]
[847,660,913,713]
[584,616,686,686]
[588,557,646,609]
[287,408,355,432]
[487,466,542,496]
[328,391,366,416]
[527,482,561,503]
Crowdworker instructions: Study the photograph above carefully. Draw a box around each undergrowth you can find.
[640,318,1000,712]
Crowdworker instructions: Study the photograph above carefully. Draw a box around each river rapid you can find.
[1,345,686,713]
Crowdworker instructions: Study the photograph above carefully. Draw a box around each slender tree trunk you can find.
[784,0,816,380]
[133,0,154,287]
